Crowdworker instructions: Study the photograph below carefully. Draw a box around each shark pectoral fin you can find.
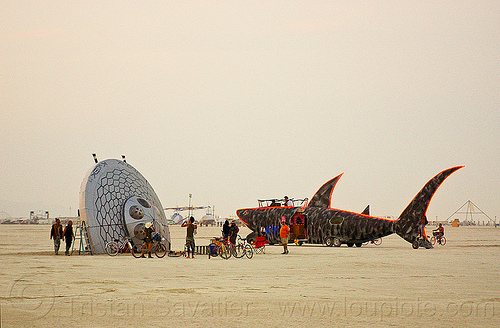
[308,173,343,208]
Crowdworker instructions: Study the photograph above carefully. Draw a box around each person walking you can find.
[280,216,290,254]
[50,218,63,255]
[63,220,74,256]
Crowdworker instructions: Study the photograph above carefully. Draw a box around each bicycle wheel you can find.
[218,244,230,260]
[155,243,167,258]
[208,243,218,257]
[373,238,382,246]
[430,236,436,246]
[233,244,245,258]
[132,244,143,258]
[439,237,446,246]
[244,244,254,259]
[105,241,119,256]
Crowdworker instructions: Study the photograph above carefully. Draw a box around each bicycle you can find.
[208,237,231,259]
[105,236,135,256]
[236,236,254,259]
[167,249,187,257]
[362,238,382,246]
[167,241,198,258]
[133,233,167,258]
[430,231,447,246]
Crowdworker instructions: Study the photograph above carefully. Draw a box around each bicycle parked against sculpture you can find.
[105,236,135,256]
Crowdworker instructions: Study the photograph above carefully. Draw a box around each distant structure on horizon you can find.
[447,200,497,227]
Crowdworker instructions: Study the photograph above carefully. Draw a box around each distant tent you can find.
[199,214,216,226]
[170,213,184,225]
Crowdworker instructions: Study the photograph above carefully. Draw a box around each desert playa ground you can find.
[0,224,499,328]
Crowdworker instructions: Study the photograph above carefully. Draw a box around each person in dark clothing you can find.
[141,222,154,258]
[63,220,74,256]
[50,218,63,255]
[182,217,197,258]
[229,221,239,245]
[222,220,230,241]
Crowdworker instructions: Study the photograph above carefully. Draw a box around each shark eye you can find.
[243,210,249,215]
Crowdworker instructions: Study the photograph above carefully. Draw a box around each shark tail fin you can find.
[395,166,464,243]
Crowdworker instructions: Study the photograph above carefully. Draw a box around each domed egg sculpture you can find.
[79,158,170,254]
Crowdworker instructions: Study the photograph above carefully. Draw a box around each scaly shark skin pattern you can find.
[395,166,464,243]
[236,166,463,247]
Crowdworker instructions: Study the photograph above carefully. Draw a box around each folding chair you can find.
[254,236,266,254]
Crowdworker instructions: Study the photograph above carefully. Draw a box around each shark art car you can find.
[237,166,463,248]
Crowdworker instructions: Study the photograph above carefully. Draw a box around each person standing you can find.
[141,222,154,258]
[418,213,429,240]
[280,216,290,254]
[229,220,239,245]
[222,220,230,241]
[50,218,63,255]
[63,220,74,256]
[182,217,197,258]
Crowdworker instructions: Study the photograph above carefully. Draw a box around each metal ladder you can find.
[72,219,93,255]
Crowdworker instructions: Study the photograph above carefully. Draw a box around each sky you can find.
[1,1,498,222]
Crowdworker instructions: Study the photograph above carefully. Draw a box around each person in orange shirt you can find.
[279,216,290,254]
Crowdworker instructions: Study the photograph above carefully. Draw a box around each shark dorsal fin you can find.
[361,205,370,215]
[307,173,343,208]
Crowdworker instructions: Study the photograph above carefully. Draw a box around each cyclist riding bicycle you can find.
[433,223,444,241]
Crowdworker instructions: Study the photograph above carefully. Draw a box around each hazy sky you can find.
[1,1,498,222]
